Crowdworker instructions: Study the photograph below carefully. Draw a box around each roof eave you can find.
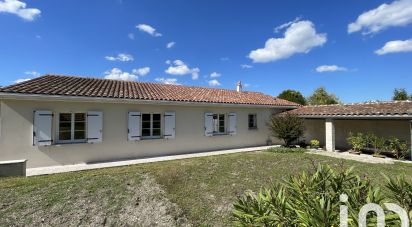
[296,114,412,120]
[0,92,298,109]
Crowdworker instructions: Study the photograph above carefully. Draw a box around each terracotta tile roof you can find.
[287,101,412,118]
[0,75,298,107]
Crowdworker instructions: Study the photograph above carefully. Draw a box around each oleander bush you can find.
[233,164,412,226]
[233,164,384,226]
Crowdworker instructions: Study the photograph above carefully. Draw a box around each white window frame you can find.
[248,113,257,130]
[56,112,87,144]
[212,113,226,135]
[141,113,163,139]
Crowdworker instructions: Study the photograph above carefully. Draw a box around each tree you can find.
[393,88,409,101]
[267,113,305,146]
[307,87,340,105]
[277,89,306,105]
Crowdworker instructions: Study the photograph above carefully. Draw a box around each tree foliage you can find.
[392,88,410,101]
[277,89,306,105]
[307,87,340,105]
[267,113,305,146]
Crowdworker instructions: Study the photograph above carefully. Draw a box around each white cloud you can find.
[375,38,412,55]
[132,67,150,76]
[136,24,162,37]
[220,57,229,61]
[315,65,348,73]
[155,77,180,85]
[248,20,327,63]
[166,41,175,48]
[24,70,40,77]
[128,33,135,40]
[210,72,221,78]
[0,0,41,21]
[348,0,412,35]
[274,17,301,33]
[240,64,253,69]
[105,53,134,62]
[244,83,251,88]
[208,79,221,86]
[14,78,31,83]
[13,70,40,84]
[104,68,137,81]
[165,59,200,80]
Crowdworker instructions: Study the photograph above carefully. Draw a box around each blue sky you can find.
[1,0,412,103]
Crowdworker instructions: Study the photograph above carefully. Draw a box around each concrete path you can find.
[26,145,277,176]
[308,150,395,164]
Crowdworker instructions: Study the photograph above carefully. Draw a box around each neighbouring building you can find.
[0,75,298,168]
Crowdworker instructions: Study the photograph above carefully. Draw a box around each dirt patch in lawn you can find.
[0,172,188,226]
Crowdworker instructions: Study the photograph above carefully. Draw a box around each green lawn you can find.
[1,151,412,226]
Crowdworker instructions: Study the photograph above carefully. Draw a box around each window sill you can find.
[212,133,229,136]
[53,141,88,146]
[141,137,164,140]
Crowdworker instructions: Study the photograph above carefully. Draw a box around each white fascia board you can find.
[0,92,298,109]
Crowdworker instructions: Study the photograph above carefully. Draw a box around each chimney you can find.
[236,81,243,92]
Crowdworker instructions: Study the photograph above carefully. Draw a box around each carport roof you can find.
[287,101,412,119]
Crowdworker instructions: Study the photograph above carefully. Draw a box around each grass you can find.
[1,151,412,226]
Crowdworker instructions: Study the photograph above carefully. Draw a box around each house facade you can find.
[0,75,298,168]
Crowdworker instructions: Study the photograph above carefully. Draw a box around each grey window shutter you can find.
[164,112,176,139]
[228,112,237,135]
[204,112,213,136]
[33,110,53,146]
[128,112,141,141]
[87,111,103,144]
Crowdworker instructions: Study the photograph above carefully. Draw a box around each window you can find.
[58,113,86,143]
[212,114,226,134]
[248,114,257,129]
[141,113,162,138]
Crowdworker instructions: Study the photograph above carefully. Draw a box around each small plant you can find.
[267,113,305,147]
[310,139,320,149]
[347,132,365,152]
[372,136,386,157]
[390,139,409,160]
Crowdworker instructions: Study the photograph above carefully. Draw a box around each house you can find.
[288,101,412,154]
[0,75,298,168]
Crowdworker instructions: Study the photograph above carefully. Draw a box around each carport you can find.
[288,101,412,157]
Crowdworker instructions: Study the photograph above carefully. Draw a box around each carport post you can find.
[410,120,412,160]
[325,118,335,152]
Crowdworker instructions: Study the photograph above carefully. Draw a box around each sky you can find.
[0,0,412,103]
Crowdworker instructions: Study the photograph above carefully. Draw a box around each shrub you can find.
[310,139,320,148]
[267,113,305,147]
[384,175,412,218]
[265,147,307,153]
[233,164,383,226]
[347,132,365,152]
[388,137,409,160]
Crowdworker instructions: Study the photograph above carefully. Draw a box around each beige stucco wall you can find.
[304,119,411,150]
[0,99,285,168]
